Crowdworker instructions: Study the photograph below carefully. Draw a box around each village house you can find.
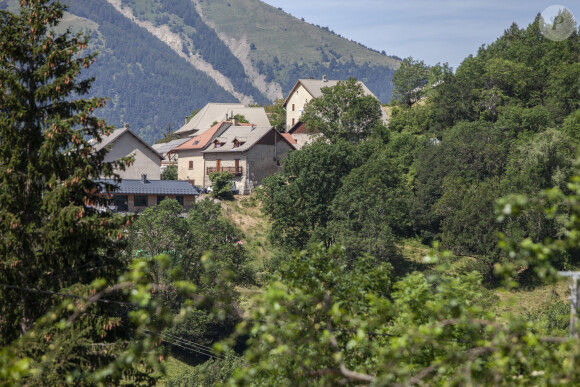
[282,77,389,144]
[286,121,316,150]
[171,121,296,194]
[99,174,199,213]
[173,103,271,138]
[90,124,163,180]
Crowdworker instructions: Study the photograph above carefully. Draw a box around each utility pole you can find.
[558,271,580,338]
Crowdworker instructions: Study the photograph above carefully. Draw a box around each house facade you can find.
[202,126,296,194]
[282,77,388,134]
[91,125,162,180]
[171,121,296,194]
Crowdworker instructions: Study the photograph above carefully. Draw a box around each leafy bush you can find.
[209,171,234,200]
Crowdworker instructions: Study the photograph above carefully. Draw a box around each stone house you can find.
[202,125,296,194]
[171,121,296,194]
[90,125,162,180]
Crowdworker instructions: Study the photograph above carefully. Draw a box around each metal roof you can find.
[99,179,200,195]
[202,125,296,153]
[151,138,190,156]
[174,103,271,136]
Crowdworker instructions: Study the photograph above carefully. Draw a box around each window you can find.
[113,195,128,211]
[292,118,295,126]
[134,195,148,207]
[292,103,295,111]
[188,160,193,169]
[175,196,184,206]
[157,196,166,205]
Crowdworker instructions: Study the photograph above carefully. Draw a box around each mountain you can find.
[1,0,401,143]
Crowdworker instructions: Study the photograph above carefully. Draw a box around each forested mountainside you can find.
[0,0,399,144]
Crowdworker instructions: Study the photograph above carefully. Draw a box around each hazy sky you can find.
[262,1,580,70]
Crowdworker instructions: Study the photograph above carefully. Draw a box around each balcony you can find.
[206,166,243,176]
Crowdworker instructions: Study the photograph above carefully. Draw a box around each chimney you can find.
[185,116,188,125]
[124,122,130,129]
[233,115,238,126]
[225,113,229,121]
[141,174,147,183]
[322,75,327,82]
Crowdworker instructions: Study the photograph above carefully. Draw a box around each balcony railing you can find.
[206,166,243,176]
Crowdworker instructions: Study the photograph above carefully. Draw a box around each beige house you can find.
[174,103,271,138]
[90,125,162,180]
[171,121,296,194]
[282,77,388,133]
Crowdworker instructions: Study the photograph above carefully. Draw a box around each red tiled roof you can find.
[281,132,297,144]
[173,121,228,151]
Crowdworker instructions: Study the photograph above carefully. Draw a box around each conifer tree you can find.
[0,0,127,344]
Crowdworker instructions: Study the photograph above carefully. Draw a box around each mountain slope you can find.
[1,0,401,143]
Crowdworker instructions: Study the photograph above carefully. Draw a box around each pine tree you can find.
[0,0,127,345]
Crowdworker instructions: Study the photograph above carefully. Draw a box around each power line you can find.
[161,331,225,360]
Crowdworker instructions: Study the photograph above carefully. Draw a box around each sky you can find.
[261,1,580,70]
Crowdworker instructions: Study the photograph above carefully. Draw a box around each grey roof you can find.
[202,125,294,154]
[174,103,271,136]
[152,138,190,156]
[89,127,162,160]
[100,179,200,195]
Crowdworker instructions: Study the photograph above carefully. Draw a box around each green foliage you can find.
[264,98,286,131]
[391,56,430,107]
[329,149,410,271]
[230,241,580,386]
[233,114,249,123]
[165,352,244,387]
[209,171,234,200]
[0,0,128,346]
[129,198,255,289]
[260,140,368,249]
[162,165,178,180]
[300,78,386,143]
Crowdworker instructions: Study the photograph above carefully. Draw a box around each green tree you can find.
[154,122,178,144]
[0,0,127,344]
[260,140,368,249]
[233,114,249,123]
[209,171,234,200]
[329,150,410,271]
[391,56,430,107]
[300,78,385,143]
[264,98,286,131]
[0,2,229,384]
[162,164,178,180]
